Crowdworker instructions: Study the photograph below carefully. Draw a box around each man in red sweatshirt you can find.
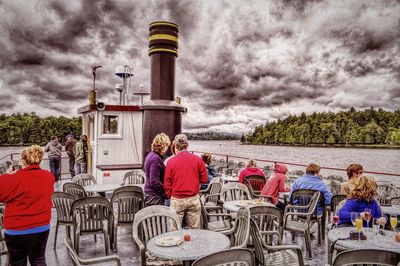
[164,134,208,229]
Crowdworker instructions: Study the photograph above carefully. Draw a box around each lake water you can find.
[189,140,400,185]
[1,141,399,185]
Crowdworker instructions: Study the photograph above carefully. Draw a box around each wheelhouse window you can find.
[103,115,119,134]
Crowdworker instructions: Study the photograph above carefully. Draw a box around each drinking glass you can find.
[390,214,398,231]
[372,217,381,241]
[364,208,372,228]
[356,215,363,241]
[332,212,339,228]
[351,212,358,228]
[183,227,191,241]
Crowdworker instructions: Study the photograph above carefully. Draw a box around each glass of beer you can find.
[390,214,398,231]
[364,208,372,228]
[356,214,363,241]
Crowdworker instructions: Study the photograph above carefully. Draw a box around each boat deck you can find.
[46,208,329,266]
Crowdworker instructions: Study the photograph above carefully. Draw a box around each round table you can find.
[381,205,400,216]
[84,184,121,193]
[147,229,230,265]
[327,227,400,264]
[223,200,274,212]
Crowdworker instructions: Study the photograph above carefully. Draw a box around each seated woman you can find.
[338,175,386,226]
[260,163,290,211]
[200,153,217,190]
[341,163,363,196]
[238,159,265,184]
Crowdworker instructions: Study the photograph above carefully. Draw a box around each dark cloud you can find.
[0,95,16,110]
[0,0,399,133]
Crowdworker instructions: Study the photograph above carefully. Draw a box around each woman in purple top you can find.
[338,175,386,227]
[144,133,171,206]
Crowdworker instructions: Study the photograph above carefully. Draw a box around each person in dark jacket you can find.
[200,153,216,190]
[0,145,54,266]
[144,133,171,206]
[44,136,62,182]
[65,134,77,178]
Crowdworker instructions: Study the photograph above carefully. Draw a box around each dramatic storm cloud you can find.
[0,0,399,133]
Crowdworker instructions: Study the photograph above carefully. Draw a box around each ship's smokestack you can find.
[142,21,186,158]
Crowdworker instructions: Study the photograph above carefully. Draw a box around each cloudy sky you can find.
[0,0,399,134]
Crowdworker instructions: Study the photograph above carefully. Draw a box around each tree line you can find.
[0,113,81,146]
[185,131,240,140]
[242,107,400,146]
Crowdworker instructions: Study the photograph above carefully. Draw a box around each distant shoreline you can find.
[240,143,400,149]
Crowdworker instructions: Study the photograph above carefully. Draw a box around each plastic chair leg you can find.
[53,222,59,249]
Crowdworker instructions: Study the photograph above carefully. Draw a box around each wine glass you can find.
[390,214,398,231]
[363,208,372,228]
[332,211,339,228]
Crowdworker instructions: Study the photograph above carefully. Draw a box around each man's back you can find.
[164,151,208,199]
[290,174,332,214]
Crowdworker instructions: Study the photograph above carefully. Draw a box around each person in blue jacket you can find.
[338,175,386,227]
[289,163,331,215]
[200,153,217,190]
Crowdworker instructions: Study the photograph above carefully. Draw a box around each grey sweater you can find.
[44,140,62,158]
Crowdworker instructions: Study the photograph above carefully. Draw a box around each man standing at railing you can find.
[73,135,87,175]
[44,136,62,183]
[65,134,77,178]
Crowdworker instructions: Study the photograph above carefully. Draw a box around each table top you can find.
[221,175,239,182]
[147,229,230,261]
[84,184,121,193]
[381,205,400,216]
[328,227,400,251]
[223,199,274,212]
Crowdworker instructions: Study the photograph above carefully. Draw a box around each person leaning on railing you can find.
[338,175,386,227]
[0,145,54,265]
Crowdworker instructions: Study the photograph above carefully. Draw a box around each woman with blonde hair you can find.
[144,133,171,206]
[238,159,264,183]
[338,175,386,226]
[0,145,54,265]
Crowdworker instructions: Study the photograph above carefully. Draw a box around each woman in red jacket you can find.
[0,145,54,266]
[260,163,290,211]
[238,159,265,183]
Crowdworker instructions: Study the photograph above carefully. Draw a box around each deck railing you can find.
[0,152,71,180]
[190,150,400,178]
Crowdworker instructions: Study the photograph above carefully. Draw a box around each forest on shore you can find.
[0,113,81,146]
[242,108,400,146]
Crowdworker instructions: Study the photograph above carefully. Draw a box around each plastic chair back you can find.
[192,248,255,266]
[221,183,252,202]
[122,170,145,185]
[63,182,86,199]
[333,248,400,266]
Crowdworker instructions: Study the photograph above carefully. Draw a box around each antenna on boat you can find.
[115,66,134,105]
[89,65,102,105]
[133,84,150,106]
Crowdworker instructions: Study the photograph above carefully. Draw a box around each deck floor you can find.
[11,182,330,265]
[46,210,329,266]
